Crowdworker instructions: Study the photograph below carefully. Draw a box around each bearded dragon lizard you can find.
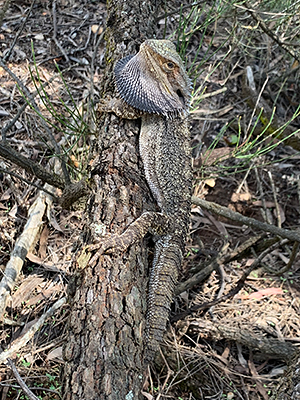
[96,39,192,364]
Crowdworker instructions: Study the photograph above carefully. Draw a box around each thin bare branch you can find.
[0,57,70,184]
[52,0,69,63]
[192,196,300,242]
[0,297,67,364]
[6,358,40,400]
[243,1,300,62]
[0,141,65,189]
[3,0,36,62]
[0,165,59,199]
[173,239,289,322]
[0,0,10,28]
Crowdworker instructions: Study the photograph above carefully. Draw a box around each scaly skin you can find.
[97,39,192,364]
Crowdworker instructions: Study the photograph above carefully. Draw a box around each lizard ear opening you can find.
[176,89,185,106]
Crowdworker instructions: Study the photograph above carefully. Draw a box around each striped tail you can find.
[144,234,183,364]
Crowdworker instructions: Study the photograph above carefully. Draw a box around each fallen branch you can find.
[6,358,40,400]
[192,196,300,242]
[3,0,36,62]
[189,319,296,362]
[0,164,59,199]
[0,0,10,29]
[52,0,69,63]
[0,182,56,320]
[0,297,66,364]
[0,141,65,189]
[0,57,70,183]
[176,234,281,296]
[242,1,300,63]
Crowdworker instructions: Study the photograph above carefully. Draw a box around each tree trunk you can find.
[62,1,162,399]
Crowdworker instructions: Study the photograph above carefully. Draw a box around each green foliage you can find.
[258,0,298,12]
[173,1,236,107]
[174,0,300,179]
[21,358,31,368]
[18,42,94,180]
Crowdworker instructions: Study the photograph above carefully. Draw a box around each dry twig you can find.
[6,358,40,400]
[3,0,36,62]
[0,183,56,320]
[242,1,300,63]
[0,164,59,199]
[173,238,289,322]
[0,141,65,189]
[192,196,300,242]
[268,170,281,228]
[52,0,69,63]
[176,235,266,295]
[0,297,67,364]
[0,0,10,28]
[0,58,70,183]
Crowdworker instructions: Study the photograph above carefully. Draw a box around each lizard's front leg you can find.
[98,96,144,120]
[88,211,170,266]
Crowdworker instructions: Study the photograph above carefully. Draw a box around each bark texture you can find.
[62,1,162,399]
[271,351,300,400]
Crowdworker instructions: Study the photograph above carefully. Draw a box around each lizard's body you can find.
[140,113,191,362]
[98,39,192,363]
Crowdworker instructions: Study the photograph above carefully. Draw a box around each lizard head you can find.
[114,39,191,118]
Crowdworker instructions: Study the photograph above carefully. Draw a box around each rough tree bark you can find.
[271,351,300,400]
[62,1,163,399]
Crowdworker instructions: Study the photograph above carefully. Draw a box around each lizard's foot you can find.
[97,96,113,114]
[88,230,144,267]
[87,233,130,267]
[97,96,144,119]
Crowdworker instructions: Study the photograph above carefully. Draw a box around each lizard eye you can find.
[165,61,175,70]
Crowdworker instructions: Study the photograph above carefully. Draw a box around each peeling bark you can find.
[62,1,162,399]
